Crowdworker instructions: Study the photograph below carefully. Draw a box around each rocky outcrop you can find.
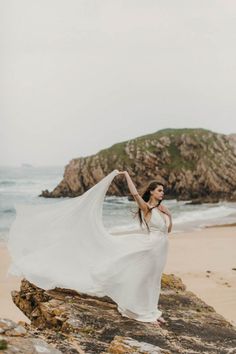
[6,274,236,354]
[0,318,61,353]
[40,128,236,203]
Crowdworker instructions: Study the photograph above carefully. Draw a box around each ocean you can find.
[1,166,236,242]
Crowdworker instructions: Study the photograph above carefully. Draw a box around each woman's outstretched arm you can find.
[118,171,148,213]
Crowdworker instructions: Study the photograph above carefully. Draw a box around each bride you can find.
[7,169,172,326]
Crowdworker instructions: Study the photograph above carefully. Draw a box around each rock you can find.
[161,273,186,291]
[0,337,8,350]
[0,318,62,353]
[0,318,27,336]
[9,275,236,353]
[39,128,236,203]
[101,335,171,353]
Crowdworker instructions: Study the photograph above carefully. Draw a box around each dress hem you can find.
[117,305,163,323]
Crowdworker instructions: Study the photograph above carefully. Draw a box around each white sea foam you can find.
[173,204,235,224]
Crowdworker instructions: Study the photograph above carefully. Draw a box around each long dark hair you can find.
[137,181,164,232]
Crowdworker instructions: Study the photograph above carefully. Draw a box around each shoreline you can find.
[205,222,236,228]
[1,225,236,326]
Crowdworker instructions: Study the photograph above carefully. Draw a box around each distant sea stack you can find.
[40,128,236,203]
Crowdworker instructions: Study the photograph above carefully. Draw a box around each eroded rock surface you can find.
[0,318,62,353]
[7,274,236,354]
[40,128,236,203]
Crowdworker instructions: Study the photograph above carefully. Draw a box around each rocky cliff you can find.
[1,274,236,353]
[40,128,236,203]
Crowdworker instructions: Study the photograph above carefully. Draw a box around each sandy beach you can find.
[0,242,30,323]
[1,225,236,326]
[165,225,236,326]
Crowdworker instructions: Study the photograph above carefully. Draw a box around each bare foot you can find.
[151,320,161,327]
[157,316,166,324]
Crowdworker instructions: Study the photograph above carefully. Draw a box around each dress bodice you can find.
[142,208,168,234]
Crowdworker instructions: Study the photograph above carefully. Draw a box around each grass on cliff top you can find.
[93,128,226,172]
[100,128,214,151]
[98,140,132,165]
[134,127,213,142]
[98,128,214,156]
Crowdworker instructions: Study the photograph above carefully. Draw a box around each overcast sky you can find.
[1,0,236,166]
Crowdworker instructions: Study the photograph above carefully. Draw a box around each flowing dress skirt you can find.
[7,170,169,322]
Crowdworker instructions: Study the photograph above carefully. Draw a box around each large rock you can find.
[39,128,236,203]
[0,318,62,353]
[9,274,236,354]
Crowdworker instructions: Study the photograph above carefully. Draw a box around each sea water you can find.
[1,166,236,242]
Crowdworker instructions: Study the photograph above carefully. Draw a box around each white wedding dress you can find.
[7,170,169,322]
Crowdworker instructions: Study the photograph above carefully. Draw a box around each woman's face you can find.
[151,185,164,201]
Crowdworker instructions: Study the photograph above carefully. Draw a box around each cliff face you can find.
[3,274,236,354]
[40,128,236,202]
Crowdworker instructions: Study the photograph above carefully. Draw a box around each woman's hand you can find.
[117,170,128,176]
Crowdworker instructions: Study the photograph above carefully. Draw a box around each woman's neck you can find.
[148,198,159,208]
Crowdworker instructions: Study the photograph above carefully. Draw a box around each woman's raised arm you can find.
[118,171,148,214]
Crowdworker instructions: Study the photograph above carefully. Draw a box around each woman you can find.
[119,170,172,233]
[7,169,172,326]
[116,170,172,326]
